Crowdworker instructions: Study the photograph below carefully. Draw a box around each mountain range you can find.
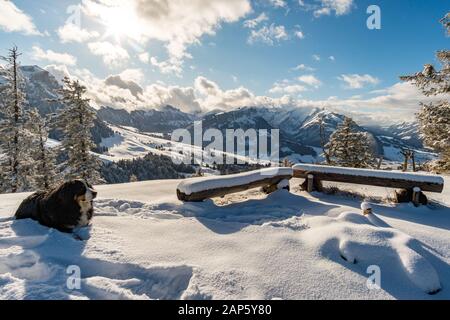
[0,65,436,164]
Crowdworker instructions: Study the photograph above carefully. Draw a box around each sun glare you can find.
[101,5,143,42]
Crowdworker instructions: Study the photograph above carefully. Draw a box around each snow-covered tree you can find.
[56,77,102,183]
[400,12,450,172]
[0,47,34,193]
[318,115,331,164]
[325,117,375,168]
[27,108,59,191]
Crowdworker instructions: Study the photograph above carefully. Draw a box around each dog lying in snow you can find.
[15,179,97,233]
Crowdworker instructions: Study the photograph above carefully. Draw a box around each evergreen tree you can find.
[27,108,59,191]
[0,47,34,193]
[400,12,450,172]
[56,77,102,183]
[325,117,375,168]
[318,115,331,164]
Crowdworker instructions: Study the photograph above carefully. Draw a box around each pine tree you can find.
[27,108,59,191]
[318,115,331,164]
[56,77,102,183]
[400,12,450,172]
[325,117,375,168]
[0,46,34,193]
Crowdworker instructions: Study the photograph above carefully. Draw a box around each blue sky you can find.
[0,0,449,122]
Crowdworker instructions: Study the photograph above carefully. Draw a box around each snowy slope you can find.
[0,175,449,300]
[98,125,265,166]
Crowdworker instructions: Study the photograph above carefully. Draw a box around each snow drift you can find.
[0,177,449,300]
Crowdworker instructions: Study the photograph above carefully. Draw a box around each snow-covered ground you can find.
[98,125,265,166]
[382,144,437,163]
[0,176,449,300]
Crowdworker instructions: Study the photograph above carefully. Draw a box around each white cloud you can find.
[104,70,144,98]
[243,12,269,29]
[44,64,71,84]
[195,76,284,111]
[138,52,150,64]
[144,84,202,113]
[269,82,307,95]
[0,1,41,35]
[293,64,315,72]
[71,68,144,111]
[31,46,77,66]
[47,65,445,123]
[314,0,354,17]
[298,74,322,88]
[82,0,251,75]
[118,68,145,84]
[57,23,99,43]
[312,54,321,61]
[338,74,380,89]
[313,7,331,17]
[88,41,130,67]
[55,66,199,113]
[248,23,289,45]
[294,82,448,124]
[294,30,305,39]
[268,0,287,8]
[150,56,183,76]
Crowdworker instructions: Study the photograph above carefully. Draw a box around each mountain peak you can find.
[162,105,179,112]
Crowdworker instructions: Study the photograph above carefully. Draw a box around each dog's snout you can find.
[91,190,98,199]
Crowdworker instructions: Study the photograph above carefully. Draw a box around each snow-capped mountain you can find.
[0,65,114,146]
[97,105,198,133]
[19,65,62,115]
[0,65,62,114]
[366,121,423,148]
[192,107,317,158]
[1,64,435,164]
[292,109,346,147]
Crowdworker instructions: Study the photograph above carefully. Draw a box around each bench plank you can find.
[293,164,444,193]
[177,168,293,202]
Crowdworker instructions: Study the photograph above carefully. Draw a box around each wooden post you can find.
[403,154,409,171]
[376,157,383,170]
[412,187,421,207]
[361,202,372,215]
[307,174,314,193]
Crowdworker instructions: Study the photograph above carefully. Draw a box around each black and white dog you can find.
[15,180,97,233]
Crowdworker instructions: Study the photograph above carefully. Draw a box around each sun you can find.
[100,5,143,42]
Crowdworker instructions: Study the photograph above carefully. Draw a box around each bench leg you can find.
[395,188,428,206]
[412,187,425,207]
[263,179,290,194]
[300,174,323,193]
[307,174,314,193]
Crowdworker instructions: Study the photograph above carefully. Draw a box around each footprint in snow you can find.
[300,212,442,295]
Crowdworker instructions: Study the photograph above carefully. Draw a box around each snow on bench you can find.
[293,164,444,194]
[177,167,293,202]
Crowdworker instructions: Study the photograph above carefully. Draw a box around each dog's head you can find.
[56,179,98,226]
[71,180,97,205]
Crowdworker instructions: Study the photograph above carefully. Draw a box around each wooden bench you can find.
[293,164,444,206]
[177,167,293,202]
